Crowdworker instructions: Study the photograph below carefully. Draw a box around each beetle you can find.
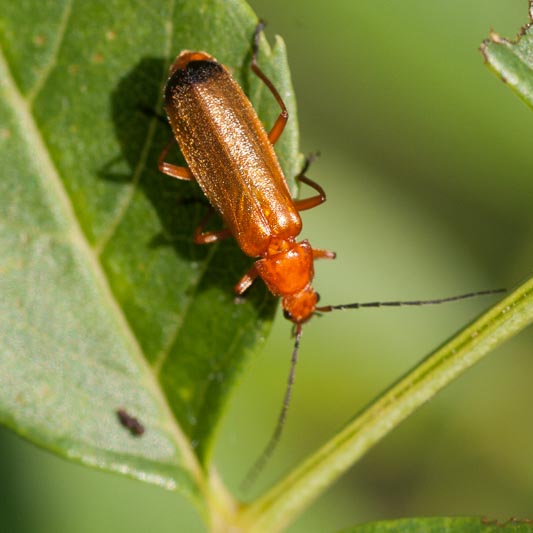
[158,22,503,487]
[158,26,336,329]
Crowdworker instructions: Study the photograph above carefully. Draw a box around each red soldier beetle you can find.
[159,22,504,488]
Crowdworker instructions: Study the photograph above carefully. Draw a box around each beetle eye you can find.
[283,309,292,320]
[316,292,321,303]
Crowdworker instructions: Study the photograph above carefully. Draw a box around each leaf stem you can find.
[237,276,533,532]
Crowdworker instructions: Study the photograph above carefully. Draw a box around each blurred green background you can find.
[2,1,532,532]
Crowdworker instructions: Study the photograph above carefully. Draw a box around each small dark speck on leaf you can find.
[116,408,145,436]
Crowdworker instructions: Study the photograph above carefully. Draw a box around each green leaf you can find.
[0,0,299,505]
[339,516,533,533]
[481,3,533,109]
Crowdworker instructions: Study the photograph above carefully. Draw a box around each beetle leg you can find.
[234,264,259,295]
[193,209,232,245]
[313,248,336,260]
[251,21,289,145]
[293,175,327,211]
[293,155,327,211]
[158,137,195,181]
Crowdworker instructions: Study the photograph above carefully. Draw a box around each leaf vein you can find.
[152,242,219,375]
[27,0,73,103]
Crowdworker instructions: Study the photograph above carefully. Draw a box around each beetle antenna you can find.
[316,288,506,313]
[241,323,303,492]
[240,289,504,492]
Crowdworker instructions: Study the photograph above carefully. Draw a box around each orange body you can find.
[161,51,330,324]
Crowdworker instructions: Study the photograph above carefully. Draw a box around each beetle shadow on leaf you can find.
[105,60,217,273]
[103,57,274,313]
[102,58,202,256]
